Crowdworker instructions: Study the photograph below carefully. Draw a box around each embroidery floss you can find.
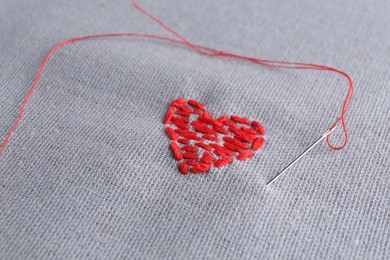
[0,0,354,181]
[164,98,266,174]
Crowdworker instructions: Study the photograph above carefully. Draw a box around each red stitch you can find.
[174,129,203,140]
[231,115,251,125]
[195,142,212,151]
[164,108,175,124]
[194,108,202,115]
[212,149,227,157]
[241,126,258,135]
[203,134,218,142]
[224,142,244,153]
[192,125,217,135]
[179,161,188,175]
[214,157,233,168]
[234,134,256,143]
[210,144,235,156]
[192,121,218,134]
[198,117,223,127]
[252,121,265,135]
[191,120,208,129]
[170,143,182,160]
[170,98,186,107]
[131,0,354,151]
[175,110,191,117]
[203,110,211,119]
[197,117,213,125]
[183,153,198,159]
[236,151,254,161]
[217,116,228,123]
[190,163,210,173]
[188,99,205,109]
[228,126,247,136]
[181,145,198,153]
[252,137,265,151]
[0,1,353,160]
[191,120,208,127]
[165,99,268,174]
[176,103,192,113]
[186,160,198,166]
[200,151,215,164]
[172,121,190,130]
[171,117,190,124]
[178,138,191,144]
[224,120,237,127]
[170,100,185,108]
[223,137,249,149]
[213,125,229,134]
[165,127,177,141]
[192,125,214,135]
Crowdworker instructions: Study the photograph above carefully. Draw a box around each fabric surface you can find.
[0,0,389,259]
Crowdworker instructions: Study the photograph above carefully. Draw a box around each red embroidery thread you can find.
[165,98,266,174]
[0,0,354,157]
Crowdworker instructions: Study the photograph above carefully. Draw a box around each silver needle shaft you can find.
[266,126,337,186]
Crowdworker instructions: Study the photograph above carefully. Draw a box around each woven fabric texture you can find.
[0,0,389,259]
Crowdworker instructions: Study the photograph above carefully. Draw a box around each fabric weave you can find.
[0,0,389,259]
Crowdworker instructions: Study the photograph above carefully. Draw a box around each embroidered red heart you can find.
[164,98,265,174]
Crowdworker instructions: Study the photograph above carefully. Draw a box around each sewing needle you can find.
[266,126,337,186]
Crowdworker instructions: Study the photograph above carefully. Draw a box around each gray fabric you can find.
[0,0,389,259]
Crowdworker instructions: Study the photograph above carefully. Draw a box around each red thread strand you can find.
[241,126,258,135]
[217,116,229,123]
[170,98,186,106]
[228,126,247,136]
[236,151,254,161]
[170,142,182,160]
[195,142,212,151]
[203,110,211,119]
[234,134,256,143]
[213,126,229,135]
[198,117,223,127]
[200,151,215,164]
[224,121,237,127]
[171,117,190,124]
[210,144,235,156]
[179,161,188,175]
[165,127,177,141]
[231,115,251,125]
[163,108,174,124]
[252,137,265,151]
[252,121,265,135]
[212,149,229,157]
[175,103,192,113]
[190,163,210,173]
[223,137,249,150]
[202,134,219,142]
[191,121,216,135]
[167,98,266,173]
[186,160,198,166]
[182,152,198,159]
[224,142,244,153]
[214,157,233,168]
[178,138,191,144]
[174,129,203,140]
[172,121,190,130]
[131,0,353,150]
[194,108,202,115]
[174,110,192,117]
[0,0,353,156]
[188,99,205,109]
[181,145,198,153]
